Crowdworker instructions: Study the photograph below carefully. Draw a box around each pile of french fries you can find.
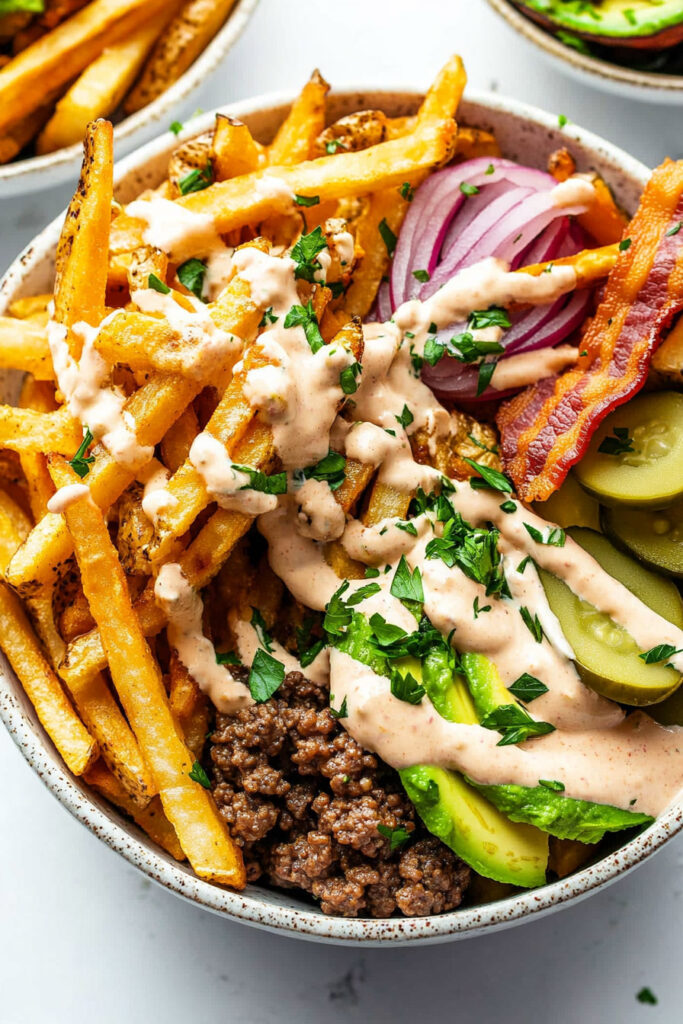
[0,0,241,162]
[0,56,622,891]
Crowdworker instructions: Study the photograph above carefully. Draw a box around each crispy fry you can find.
[343,185,409,319]
[578,175,630,247]
[9,294,53,320]
[160,405,199,472]
[454,125,500,160]
[0,582,97,775]
[211,114,264,180]
[49,455,245,886]
[58,586,94,641]
[312,109,387,159]
[18,377,60,527]
[547,147,576,183]
[416,53,467,123]
[0,487,31,572]
[363,481,412,525]
[36,9,172,154]
[0,102,54,164]
[0,0,168,134]
[0,405,82,454]
[516,243,619,289]
[0,317,53,379]
[85,761,184,860]
[268,69,329,166]
[124,0,238,113]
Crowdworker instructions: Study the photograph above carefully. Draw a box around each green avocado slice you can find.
[459,652,654,842]
[336,614,548,887]
[514,0,683,48]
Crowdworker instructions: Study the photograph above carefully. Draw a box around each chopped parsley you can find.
[462,457,513,493]
[395,404,414,429]
[636,988,657,1006]
[667,222,682,237]
[477,360,497,396]
[558,114,569,128]
[623,7,637,25]
[248,648,285,703]
[508,673,548,702]
[639,643,682,665]
[364,567,380,578]
[523,522,566,547]
[412,269,430,283]
[473,596,491,619]
[468,433,499,455]
[259,306,278,327]
[296,450,346,491]
[468,307,511,330]
[485,163,495,175]
[232,463,287,494]
[296,615,326,668]
[339,361,361,395]
[426,514,509,598]
[177,258,207,300]
[188,761,211,788]
[378,218,397,256]
[284,301,324,352]
[619,237,632,252]
[68,428,95,479]
[499,500,517,514]
[325,139,346,154]
[294,194,320,207]
[390,668,425,705]
[291,226,328,283]
[556,31,591,54]
[598,426,634,456]
[451,332,504,363]
[329,695,348,719]
[539,779,565,792]
[169,120,183,136]
[178,160,213,195]
[400,182,415,202]
[517,555,532,574]
[148,273,170,294]
[481,703,555,746]
[395,519,418,536]
[390,555,424,612]
[460,181,479,196]
[377,823,412,851]
[520,606,544,643]
[323,581,381,636]
[251,608,274,652]
[216,650,240,666]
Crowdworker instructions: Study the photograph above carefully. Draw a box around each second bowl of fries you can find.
[0,0,260,195]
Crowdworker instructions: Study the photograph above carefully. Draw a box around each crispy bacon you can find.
[498,159,683,502]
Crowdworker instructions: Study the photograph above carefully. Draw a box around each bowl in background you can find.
[0,0,260,198]
[1,86,675,945]
[485,0,683,103]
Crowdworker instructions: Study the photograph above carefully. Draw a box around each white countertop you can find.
[1,1,682,1020]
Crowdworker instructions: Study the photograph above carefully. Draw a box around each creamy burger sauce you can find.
[127,194,683,818]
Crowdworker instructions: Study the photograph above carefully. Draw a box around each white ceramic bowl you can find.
[0,0,260,198]
[485,0,683,104]
[2,86,676,946]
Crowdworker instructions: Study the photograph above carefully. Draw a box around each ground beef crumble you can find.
[209,669,470,917]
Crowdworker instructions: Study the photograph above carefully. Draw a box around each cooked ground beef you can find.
[209,669,470,917]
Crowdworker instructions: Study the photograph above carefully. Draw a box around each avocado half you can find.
[513,0,683,50]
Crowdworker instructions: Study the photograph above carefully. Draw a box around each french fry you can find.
[0,102,54,164]
[9,294,53,320]
[454,126,500,160]
[516,243,619,289]
[85,761,184,860]
[59,586,94,641]
[0,487,31,572]
[18,377,57,521]
[0,405,82,455]
[363,481,412,525]
[313,109,387,160]
[54,118,113,332]
[160,405,199,472]
[0,0,168,133]
[169,654,209,760]
[36,9,172,154]
[578,175,630,246]
[211,114,264,180]
[343,186,409,319]
[115,115,457,249]
[49,455,245,886]
[268,70,329,166]
[124,0,238,113]
[0,582,97,776]
[0,318,53,379]
[416,54,467,124]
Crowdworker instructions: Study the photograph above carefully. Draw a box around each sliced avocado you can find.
[514,0,683,49]
[336,614,549,887]
[459,652,654,842]
[538,527,683,705]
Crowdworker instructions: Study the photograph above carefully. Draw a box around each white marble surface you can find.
[1,1,682,1020]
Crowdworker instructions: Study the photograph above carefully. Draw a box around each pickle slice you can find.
[538,527,683,706]
[575,392,683,508]
[601,502,683,578]
[533,471,600,530]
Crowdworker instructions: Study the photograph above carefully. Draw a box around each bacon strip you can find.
[498,160,683,502]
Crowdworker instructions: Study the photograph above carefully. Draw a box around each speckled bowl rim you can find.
[2,85,677,946]
[0,0,260,190]
[485,0,683,98]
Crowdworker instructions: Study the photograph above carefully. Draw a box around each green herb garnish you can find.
[248,649,285,703]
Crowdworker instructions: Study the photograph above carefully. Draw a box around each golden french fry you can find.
[49,455,245,886]
[85,761,184,860]
[124,0,237,113]
[312,109,387,159]
[54,119,113,332]
[0,405,82,455]
[0,102,54,164]
[59,587,94,642]
[36,10,172,154]
[0,318,53,379]
[9,294,53,320]
[578,176,630,247]
[516,244,619,290]
[0,487,31,572]
[343,186,409,319]
[454,126,500,160]
[417,54,467,124]
[0,0,168,133]
[363,481,412,525]
[160,405,199,473]
[18,378,58,523]
[114,116,457,247]
[0,582,97,776]
[211,114,264,180]
[268,70,329,165]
